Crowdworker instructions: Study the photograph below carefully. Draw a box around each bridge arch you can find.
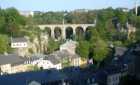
[65,27,73,40]
[44,27,51,37]
[54,27,62,40]
[75,26,84,40]
[85,26,93,41]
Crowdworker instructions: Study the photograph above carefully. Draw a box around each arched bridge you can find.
[38,23,96,39]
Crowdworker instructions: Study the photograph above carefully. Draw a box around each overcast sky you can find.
[0,0,139,11]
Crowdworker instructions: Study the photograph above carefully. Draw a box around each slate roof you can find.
[53,50,70,59]
[11,37,27,43]
[27,54,46,62]
[0,54,25,65]
[0,67,98,85]
[114,47,127,57]
[45,55,60,64]
[94,63,128,85]
[0,69,67,85]
[53,50,80,59]
[45,50,80,64]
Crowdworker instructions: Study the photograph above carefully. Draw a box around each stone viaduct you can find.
[38,23,96,39]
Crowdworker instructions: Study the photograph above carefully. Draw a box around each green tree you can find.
[115,9,128,25]
[0,16,6,33]
[92,38,110,62]
[76,40,90,58]
[47,38,60,54]
[0,7,29,37]
[90,29,110,62]
[0,34,11,54]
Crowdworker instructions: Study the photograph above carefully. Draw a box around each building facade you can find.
[11,37,28,57]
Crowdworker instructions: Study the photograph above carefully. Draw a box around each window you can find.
[108,77,111,82]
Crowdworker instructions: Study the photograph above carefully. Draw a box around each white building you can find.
[19,11,34,17]
[0,54,28,74]
[116,8,129,12]
[11,37,28,57]
[11,37,28,48]
[31,58,62,70]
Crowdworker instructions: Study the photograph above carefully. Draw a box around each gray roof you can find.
[114,47,127,57]
[0,69,67,85]
[53,50,70,59]
[11,37,27,43]
[28,54,46,61]
[0,54,25,65]
[45,50,80,64]
[53,50,79,59]
[45,55,60,64]
[45,51,69,64]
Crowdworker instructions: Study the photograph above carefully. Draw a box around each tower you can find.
[135,0,138,15]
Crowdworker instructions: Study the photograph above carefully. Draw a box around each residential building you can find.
[114,47,127,57]
[20,54,62,70]
[11,37,28,48]
[32,58,62,70]
[124,43,140,79]
[94,64,128,85]
[0,61,128,85]
[50,50,81,67]
[107,73,122,85]
[11,37,28,57]
[0,54,28,74]
[0,69,68,85]
[69,54,81,66]
[116,8,129,12]
[0,53,62,74]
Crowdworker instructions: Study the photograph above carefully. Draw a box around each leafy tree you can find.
[76,40,90,58]
[92,38,110,62]
[0,16,6,33]
[115,9,128,25]
[47,38,60,54]
[90,29,110,62]
[0,7,27,36]
[0,34,11,54]
[33,12,64,24]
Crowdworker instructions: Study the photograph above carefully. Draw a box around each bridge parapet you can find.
[38,24,95,29]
